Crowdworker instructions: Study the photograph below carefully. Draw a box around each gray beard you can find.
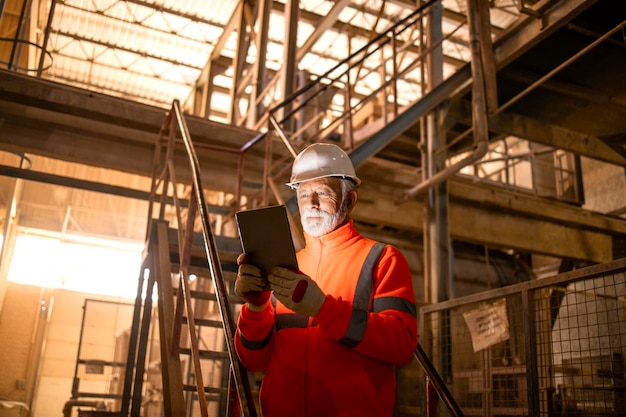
[301,207,346,237]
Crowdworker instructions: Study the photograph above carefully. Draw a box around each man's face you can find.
[296,177,346,237]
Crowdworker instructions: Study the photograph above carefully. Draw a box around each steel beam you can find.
[354,181,624,264]
[489,112,626,167]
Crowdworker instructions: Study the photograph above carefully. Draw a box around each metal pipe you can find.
[414,344,465,417]
[13,0,34,70]
[262,129,272,205]
[391,31,399,118]
[0,401,29,414]
[62,400,106,417]
[178,191,210,417]
[268,114,298,158]
[7,0,28,70]
[29,295,54,417]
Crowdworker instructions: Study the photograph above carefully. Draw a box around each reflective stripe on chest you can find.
[273,242,386,345]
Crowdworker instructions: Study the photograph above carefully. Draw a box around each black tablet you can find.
[235,205,298,273]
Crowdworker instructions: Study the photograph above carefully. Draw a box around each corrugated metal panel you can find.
[36,0,521,110]
[44,0,239,107]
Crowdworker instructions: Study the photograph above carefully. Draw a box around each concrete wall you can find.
[582,157,626,214]
[0,282,44,417]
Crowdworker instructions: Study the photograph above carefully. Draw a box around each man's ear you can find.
[346,190,358,213]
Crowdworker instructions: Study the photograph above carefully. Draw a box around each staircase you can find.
[122,221,246,417]
[118,101,258,417]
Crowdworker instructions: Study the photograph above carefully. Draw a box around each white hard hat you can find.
[286,143,361,189]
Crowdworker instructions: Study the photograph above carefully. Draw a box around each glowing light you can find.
[8,232,143,299]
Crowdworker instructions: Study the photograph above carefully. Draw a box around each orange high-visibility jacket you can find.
[235,220,418,417]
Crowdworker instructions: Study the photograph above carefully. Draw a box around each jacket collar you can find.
[303,219,360,253]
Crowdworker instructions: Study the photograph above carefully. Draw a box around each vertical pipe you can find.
[424,0,447,306]
[417,0,429,309]
[8,0,28,69]
[391,30,399,118]
[230,3,249,124]
[249,0,271,127]
[29,295,54,417]
[423,0,453,388]
[523,290,541,416]
[278,0,299,131]
[380,47,388,124]
[237,152,245,209]
[344,69,354,149]
[13,0,34,70]
[130,264,157,417]
[120,265,148,416]
[466,0,489,155]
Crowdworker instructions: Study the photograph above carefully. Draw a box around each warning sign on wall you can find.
[462,298,510,352]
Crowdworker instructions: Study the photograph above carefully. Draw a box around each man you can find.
[234,143,418,417]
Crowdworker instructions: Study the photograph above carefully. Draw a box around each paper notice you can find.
[462,298,510,352]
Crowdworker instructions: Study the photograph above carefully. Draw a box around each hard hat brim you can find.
[286,174,361,189]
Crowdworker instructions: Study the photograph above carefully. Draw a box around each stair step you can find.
[166,228,241,268]
[182,316,224,328]
[172,287,243,305]
[179,347,229,360]
[182,384,227,395]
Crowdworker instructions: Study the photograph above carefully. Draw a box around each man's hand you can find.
[268,267,326,317]
[235,254,270,312]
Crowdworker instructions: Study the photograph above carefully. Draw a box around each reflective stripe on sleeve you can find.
[238,328,273,350]
[373,296,417,317]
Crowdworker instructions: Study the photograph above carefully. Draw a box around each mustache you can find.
[302,208,330,218]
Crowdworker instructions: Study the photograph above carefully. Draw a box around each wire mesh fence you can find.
[419,258,626,417]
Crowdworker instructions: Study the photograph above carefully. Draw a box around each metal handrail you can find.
[414,344,465,417]
[170,99,258,417]
[268,0,439,125]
